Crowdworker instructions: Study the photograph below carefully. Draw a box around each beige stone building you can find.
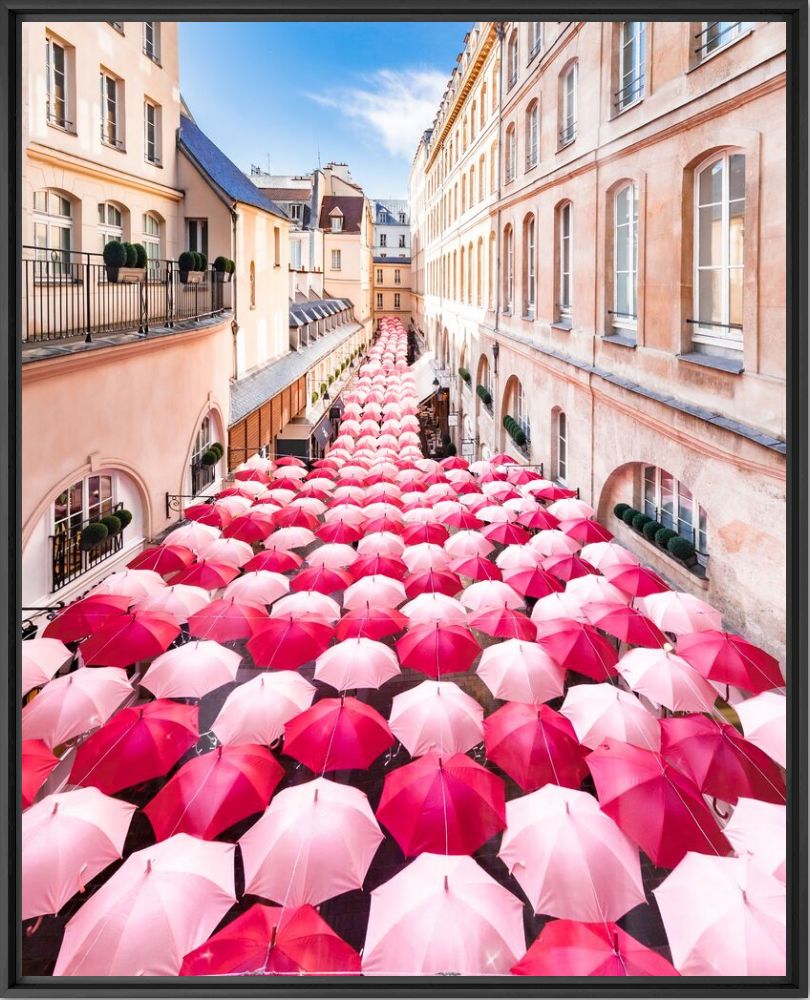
[409,20,787,657]
[373,257,413,326]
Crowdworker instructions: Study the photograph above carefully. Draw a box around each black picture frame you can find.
[1,2,806,996]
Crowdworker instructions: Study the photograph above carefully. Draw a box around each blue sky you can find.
[179,22,470,197]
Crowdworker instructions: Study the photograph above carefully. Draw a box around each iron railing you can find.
[50,502,125,593]
[694,21,746,57]
[22,246,232,344]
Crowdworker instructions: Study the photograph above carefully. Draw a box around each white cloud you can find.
[309,68,446,160]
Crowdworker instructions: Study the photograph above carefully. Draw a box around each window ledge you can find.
[47,122,77,137]
[525,160,538,173]
[687,28,754,72]
[677,351,744,374]
[557,136,576,152]
[612,96,643,119]
[101,140,126,153]
[551,320,572,332]
[602,332,637,349]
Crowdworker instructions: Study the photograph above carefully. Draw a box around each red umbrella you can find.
[234,468,271,484]
[376,752,506,856]
[586,738,732,868]
[604,563,671,598]
[78,611,180,667]
[276,455,306,467]
[483,703,589,792]
[558,518,614,544]
[317,521,362,545]
[468,605,536,641]
[441,509,485,531]
[517,508,560,531]
[676,631,784,694]
[179,903,361,976]
[535,485,578,501]
[502,566,563,599]
[273,507,320,531]
[268,477,304,493]
[283,695,393,772]
[248,616,334,670]
[186,599,269,642]
[22,740,58,809]
[291,566,353,595]
[144,744,284,841]
[585,602,668,648]
[171,560,240,590]
[127,545,195,575]
[396,622,480,677]
[216,486,255,499]
[363,516,405,536]
[183,503,232,529]
[508,467,542,486]
[350,554,408,580]
[542,553,600,582]
[660,714,786,805]
[512,920,679,976]
[401,523,449,546]
[480,522,531,546]
[450,555,502,582]
[535,618,619,680]
[222,510,276,543]
[69,700,198,794]
[244,548,303,574]
[336,605,408,641]
[42,595,131,643]
[403,569,462,599]
[440,456,469,470]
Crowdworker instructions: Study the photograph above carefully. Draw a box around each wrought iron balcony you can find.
[50,503,125,592]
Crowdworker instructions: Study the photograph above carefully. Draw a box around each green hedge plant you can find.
[476,384,492,407]
[178,251,196,273]
[123,242,137,267]
[80,522,109,550]
[132,243,148,268]
[116,509,133,529]
[631,512,652,531]
[621,507,638,526]
[101,514,122,536]
[613,503,630,520]
[668,535,697,561]
[210,442,224,459]
[655,526,678,549]
[214,256,229,272]
[642,519,663,542]
[103,240,127,268]
[201,448,219,467]
[458,366,471,384]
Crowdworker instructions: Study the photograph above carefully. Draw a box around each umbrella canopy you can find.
[127,544,196,575]
[350,554,408,580]
[222,570,290,607]
[22,638,72,696]
[171,560,240,590]
[583,602,668,648]
[560,683,661,751]
[603,563,670,598]
[134,584,210,623]
[535,617,619,680]
[239,778,383,906]
[389,680,484,758]
[450,555,502,582]
[586,739,732,868]
[335,604,408,641]
[653,853,785,976]
[617,646,719,713]
[22,668,132,749]
[660,714,786,805]
[480,521,530,546]
[444,530,494,560]
[580,541,641,572]
[314,637,400,690]
[22,740,58,810]
[53,834,236,975]
[306,542,358,569]
[141,640,241,699]
[69,700,198,794]
[317,520,363,544]
[144,744,284,841]
[476,638,565,705]
[88,568,166,601]
[460,580,523,612]
[23,787,136,919]
[483,703,588,791]
[271,591,341,622]
[77,610,179,667]
[211,671,315,746]
[283,696,393,772]
[501,565,563,600]
[498,784,645,922]
[636,591,722,635]
[343,574,407,609]
[221,509,276,544]
[376,752,505,856]
[558,518,613,544]
[404,568,462,599]
[511,920,679,976]
[164,521,220,553]
[362,853,526,975]
[468,605,536,641]
[724,798,786,883]
[248,615,334,670]
[186,599,268,642]
[676,631,784,695]
[401,592,468,626]
[396,622,480,678]
[42,594,131,643]
[179,903,361,976]
[542,553,600,582]
[733,692,786,769]
[182,503,233,529]
[291,565,354,595]
[244,547,303,574]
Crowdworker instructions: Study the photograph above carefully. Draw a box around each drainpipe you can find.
[492,21,506,448]
[230,205,239,380]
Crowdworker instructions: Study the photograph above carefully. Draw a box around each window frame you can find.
[186,218,208,257]
[559,63,578,148]
[143,20,161,63]
[142,212,162,279]
[504,224,514,314]
[529,22,543,60]
[45,35,72,131]
[100,70,124,150]
[506,125,517,183]
[615,21,646,113]
[556,411,568,483]
[695,20,752,62]
[144,99,161,165]
[331,249,342,271]
[526,101,539,170]
[643,465,708,563]
[612,183,639,334]
[524,214,536,319]
[557,202,573,322]
[33,189,73,276]
[507,31,519,90]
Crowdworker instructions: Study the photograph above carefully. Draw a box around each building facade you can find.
[373,257,413,326]
[372,198,411,258]
[409,20,787,658]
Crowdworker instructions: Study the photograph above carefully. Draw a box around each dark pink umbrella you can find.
[676,631,785,694]
[248,616,334,670]
[350,554,408,580]
[468,605,536,641]
[585,602,668,648]
[234,468,271,484]
[317,521,363,545]
[22,740,58,809]
[441,509,485,531]
[535,617,619,680]
[283,695,393,772]
[396,622,480,677]
[480,522,531,546]
[244,548,303,574]
[291,566,353,594]
[171,560,240,590]
[401,523,449,546]
[127,545,195,575]
[558,518,614,544]
[450,555,502,582]
[604,563,671,598]
[362,516,405,536]
[502,566,563,599]
[336,604,408,641]
[186,599,269,642]
[273,507,320,531]
[78,611,180,667]
[535,485,578,501]
[542,553,600,582]
[518,508,560,531]
[403,569,462,598]
[183,503,232,529]
[222,510,276,543]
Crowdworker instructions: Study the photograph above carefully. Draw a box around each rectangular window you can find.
[100,71,122,148]
[613,184,639,333]
[394,269,401,285]
[376,268,383,283]
[331,249,341,270]
[380,233,387,247]
[46,36,70,129]
[617,22,646,111]
[143,21,160,61]
[558,413,567,482]
[530,22,543,57]
[144,100,161,164]
[559,204,572,320]
[394,293,401,308]
[274,227,280,266]
[143,213,161,278]
[290,239,302,269]
[331,217,343,232]
[376,293,383,309]
[186,219,208,256]
[560,65,577,146]
[697,21,750,59]
[289,203,302,221]
[526,105,539,169]
[399,235,406,248]
[643,466,708,561]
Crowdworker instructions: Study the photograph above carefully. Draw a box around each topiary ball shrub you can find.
[513,427,527,447]
[103,240,127,268]
[214,256,228,272]
[80,522,109,550]
[621,507,638,526]
[192,251,204,271]
[178,251,196,273]
[320,382,327,397]
[101,514,122,536]
[201,448,219,467]
[122,242,137,267]
[133,243,148,268]
[613,503,631,520]
[311,391,319,404]
[631,512,652,531]
[210,442,224,459]
[227,259,236,274]
[667,535,696,561]
[116,509,133,529]
[199,253,208,271]
[655,527,678,549]
[643,519,663,542]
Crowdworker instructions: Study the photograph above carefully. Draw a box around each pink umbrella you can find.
[183,503,233,529]
[583,602,668,649]
[244,547,302,574]
[240,778,384,906]
[468,605,535,641]
[22,638,72,696]
[558,518,614,544]
[306,543,359,570]
[724,798,786,883]
[528,530,581,558]
[401,542,451,573]
[653,854,785,976]
[604,563,670,598]
[547,497,595,520]
[314,637,400,690]
[535,618,620,680]
[357,531,406,557]
[133,584,210,623]
[580,540,641,571]
[350,553,408,580]
[401,593,468,626]
[362,853,526,975]
[460,580,524,612]
[477,639,566,704]
[186,599,268,642]
[265,526,317,550]
[444,530,494,560]
[164,521,220,553]
[127,544,195,575]
[53,834,236,975]
[728,691,786,769]
[450,554,502,582]
[291,565,354,595]
[23,787,137,919]
[88,568,165,601]
[560,683,661,750]
[344,574,407,610]
[617,646,718,712]
[530,591,589,625]
[388,680,484,757]
[22,668,132,749]
[140,640,241,699]
[271,591,340,622]
[676,631,785,695]
[170,559,240,590]
[222,570,289,607]
[498,785,645,922]
[484,703,588,791]
[22,740,58,810]
[636,591,722,635]
[198,538,261,570]
[283,696,394,772]
[211,671,315,746]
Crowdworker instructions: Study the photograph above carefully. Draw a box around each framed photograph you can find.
[3,2,806,996]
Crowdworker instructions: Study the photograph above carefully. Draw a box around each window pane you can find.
[660,472,675,528]
[699,161,723,206]
[729,269,744,326]
[729,198,745,266]
[698,204,722,266]
[698,269,723,324]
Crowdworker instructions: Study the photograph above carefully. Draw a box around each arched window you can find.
[694,151,745,347]
[467,241,474,304]
[249,260,256,308]
[462,116,468,151]
[490,141,498,191]
[557,202,573,322]
[191,415,218,494]
[460,245,466,301]
[503,224,514,313]
[553,410,568,483]
[142,212,162,278]
[613,184,638,333]
[559,62,577,146]
[478,154,486,200]
[530,21,543,57]
[526,101,539,169]
[642,466,708,561]
[480,83,487,127]
[51,471,121,591]
[98,201,123,252]
[505,125,516,183]
[471,101,477,140]
[507,30,519,89]
[523,214,536,318]
[488,231,496,309]
[476,238,483,306]
[32,189,73,272]
[469,164,476,206]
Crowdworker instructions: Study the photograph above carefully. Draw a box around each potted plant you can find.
[179,250,204,285]
[655,526,678,550]
[101,514,122,536]
[103,240,146,284]
[458,366,471,384]
[320,382,327,398]
[201,448,219,467]
[213,257,234,283]
[311,390,319,405]
[209,442,224,459]
[116,509,133,529]
[80,522,109,550]
[667,534,698,568]
[613,503,631,520]
[621,506,639,526]
[642,519,663,543]
[476,384,493,408]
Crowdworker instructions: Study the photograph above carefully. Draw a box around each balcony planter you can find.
[79,522,109,551]
[503,414,528,450]
[100,514,123,537]
[201,448,219,467]
[213,257,235,283]
[179,251,205,285]
[103,241,146,284]
[667,534,698,569]
[458,366,471,385]
[614,505,701,571]
[476,384,493,408]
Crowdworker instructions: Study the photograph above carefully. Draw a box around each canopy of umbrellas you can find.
[21,318,787,979]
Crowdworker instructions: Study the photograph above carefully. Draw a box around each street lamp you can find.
[492,342,500,376]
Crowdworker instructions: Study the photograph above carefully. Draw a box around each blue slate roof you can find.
[178,116,287,220]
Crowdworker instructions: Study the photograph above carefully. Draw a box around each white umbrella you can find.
[560,683,661,751]
[724,798,786,883]
[388,680,484,757]
[210,671,315,746]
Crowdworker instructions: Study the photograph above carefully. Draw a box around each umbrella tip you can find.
[444,874,449,892]
[314,786,319,802]
[146,859,153,875]
[663,642,674,653]
[612,931,620,954]
[51,801,59,815]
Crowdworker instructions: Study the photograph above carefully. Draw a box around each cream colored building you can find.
[410,20,787,657]
[373,258,413,326]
